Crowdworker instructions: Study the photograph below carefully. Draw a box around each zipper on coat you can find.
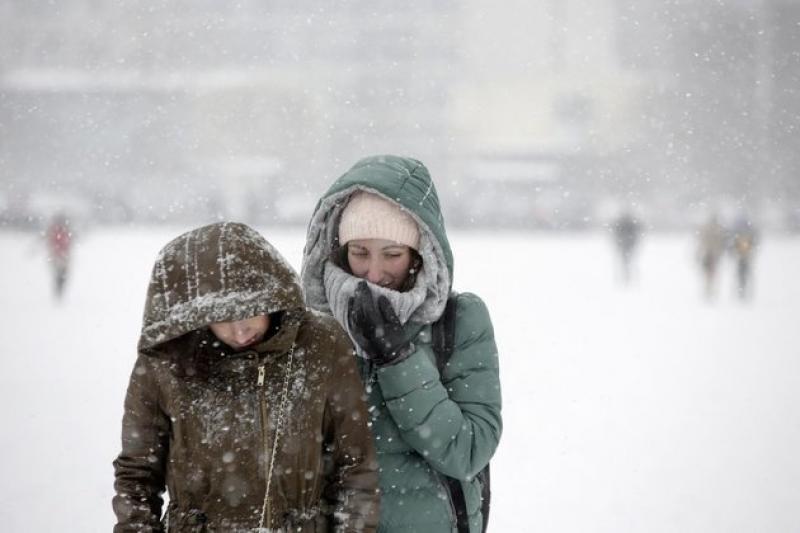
[256,344,295,532]
[257,364,271,529]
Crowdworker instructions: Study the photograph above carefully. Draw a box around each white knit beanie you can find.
[338,191,420,250]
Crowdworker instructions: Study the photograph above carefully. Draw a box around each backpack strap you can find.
[432,293,492,533]
[431,294,471,533]
[478,465,491,533]
[443,476,470,533]
[432,292,458,375]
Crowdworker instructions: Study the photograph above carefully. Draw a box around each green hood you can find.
[139,221,305,352]
[301,155,453,324]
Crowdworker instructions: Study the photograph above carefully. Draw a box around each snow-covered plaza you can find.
[1,227,798,532]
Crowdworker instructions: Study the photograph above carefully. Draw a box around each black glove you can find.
[347,281,417,367]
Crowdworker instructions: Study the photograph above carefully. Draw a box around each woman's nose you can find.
[365,264,383,284]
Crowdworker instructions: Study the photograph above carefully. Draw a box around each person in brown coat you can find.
[113,222,379,532]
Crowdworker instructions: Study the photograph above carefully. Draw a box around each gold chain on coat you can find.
[258,343,296,531]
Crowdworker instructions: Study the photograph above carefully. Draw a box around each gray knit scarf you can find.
[302,187,451,359]
[324,261,429,359]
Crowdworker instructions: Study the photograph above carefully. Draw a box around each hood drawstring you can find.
[258,343,295,532]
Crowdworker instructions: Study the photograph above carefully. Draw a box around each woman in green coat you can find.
[301,155,502,532]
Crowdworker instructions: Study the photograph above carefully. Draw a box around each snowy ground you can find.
[1,227,798,532]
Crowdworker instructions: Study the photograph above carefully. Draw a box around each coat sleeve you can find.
[376,293,502,480]
[112,355,170,533]
[322,333,381,533]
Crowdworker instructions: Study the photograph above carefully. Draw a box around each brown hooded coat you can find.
[113,222,379,532]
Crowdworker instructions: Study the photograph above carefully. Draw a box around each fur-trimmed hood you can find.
[300,155,453,325]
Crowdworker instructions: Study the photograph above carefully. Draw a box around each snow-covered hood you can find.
[300,155,452,325]
[138,222,305,352]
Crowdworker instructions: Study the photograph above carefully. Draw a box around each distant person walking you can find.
[696,214,727,300]
[46,213,72,299]
[611,210,642,284]
[730,213,758,300]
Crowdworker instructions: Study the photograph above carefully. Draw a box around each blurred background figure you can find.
[45,213,73,300]
[696,213,727,301]
[730,212,759,301]
[611,209,643,285]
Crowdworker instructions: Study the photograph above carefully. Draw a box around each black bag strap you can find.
[478,465,491,533]
[432,293,458,374]
[432,294,470,533]
[444,476,470,533]
[432,293,492,533]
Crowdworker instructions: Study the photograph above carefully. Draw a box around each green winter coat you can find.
[301,155,502,532]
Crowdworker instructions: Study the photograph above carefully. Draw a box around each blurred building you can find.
[1,0,797,230]
[449,0,648,228]
[448,0,800,230]
[0,0,460,226]
[612,0,800,222]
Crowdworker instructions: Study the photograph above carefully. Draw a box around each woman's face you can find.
[209,315,270,350]
[346,239,415,290]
